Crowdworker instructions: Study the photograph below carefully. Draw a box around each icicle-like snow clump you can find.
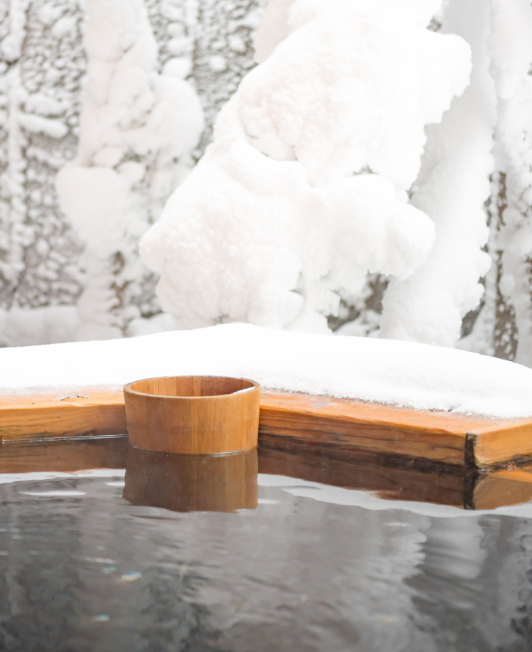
[56,0,204,341]
[140,0,471,333]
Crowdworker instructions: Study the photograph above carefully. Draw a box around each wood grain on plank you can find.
[0,436,128,474]
[4,432,532,511]
[467,420,532,467]
[259,393,470,465]
[259,392,532,468]
[1,388,532,468]
[472,464,532,509]
[258,444,467,507]
[259,444,532,510]
[0,390,126,440]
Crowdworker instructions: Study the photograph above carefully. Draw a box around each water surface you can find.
[0,440,532,651]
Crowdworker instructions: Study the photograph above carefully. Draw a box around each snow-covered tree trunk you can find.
[0,0,83,313]
[380,0,495,348]
[0,0,31,306]
[489,0,532,365]
[0,0,261,345]
[56,0,204,341]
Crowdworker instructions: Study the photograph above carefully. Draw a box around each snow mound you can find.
[140,0,470,334]
[243,0,470,188]
[1,323,532,419]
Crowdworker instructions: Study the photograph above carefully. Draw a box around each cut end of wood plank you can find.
[467,421,532,468]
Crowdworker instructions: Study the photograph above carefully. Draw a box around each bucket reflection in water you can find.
[123,445,258,513]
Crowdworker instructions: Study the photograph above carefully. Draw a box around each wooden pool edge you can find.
[1,388,532,469]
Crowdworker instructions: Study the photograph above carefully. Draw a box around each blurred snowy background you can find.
[0,0,263,343]
[0,0,532,366]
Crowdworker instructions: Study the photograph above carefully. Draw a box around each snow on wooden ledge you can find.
[1,323,532,468]
[1,324,532,418]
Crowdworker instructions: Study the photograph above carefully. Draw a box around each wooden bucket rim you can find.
[124,375,261,400]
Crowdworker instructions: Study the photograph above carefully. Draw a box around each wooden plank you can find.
[0,436,128,473]
[258,392,532,469]
[258,443,468,507]
[0,390,126,440]
[1,388,532,468]
[259,393,470,465]
[3,433,532,511]
[466,421,532,467]
[472,464,532,509]
[259,444,532,510]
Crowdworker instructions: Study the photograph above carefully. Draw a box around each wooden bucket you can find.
[123,445,258,512]
[123,375,260,454]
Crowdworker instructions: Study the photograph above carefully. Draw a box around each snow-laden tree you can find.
[2,0,532,360]
[0,0,84,315]
[379,0,532,359]
[380,0,496,347]
[56,0,204,341]
[140,0,471,333]
[0,0,263,345]
[490,0,532,365]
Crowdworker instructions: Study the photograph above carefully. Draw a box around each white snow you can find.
[242,0,469,189]
[381,0,495,347]
[55,0,204,342]
[17,112,68,138]
[252,0,295,64]
[1,323,532,419]
[490,0,532,366]
[141,0,470,335]
[489,0,532,102]
[0,305,80,346]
